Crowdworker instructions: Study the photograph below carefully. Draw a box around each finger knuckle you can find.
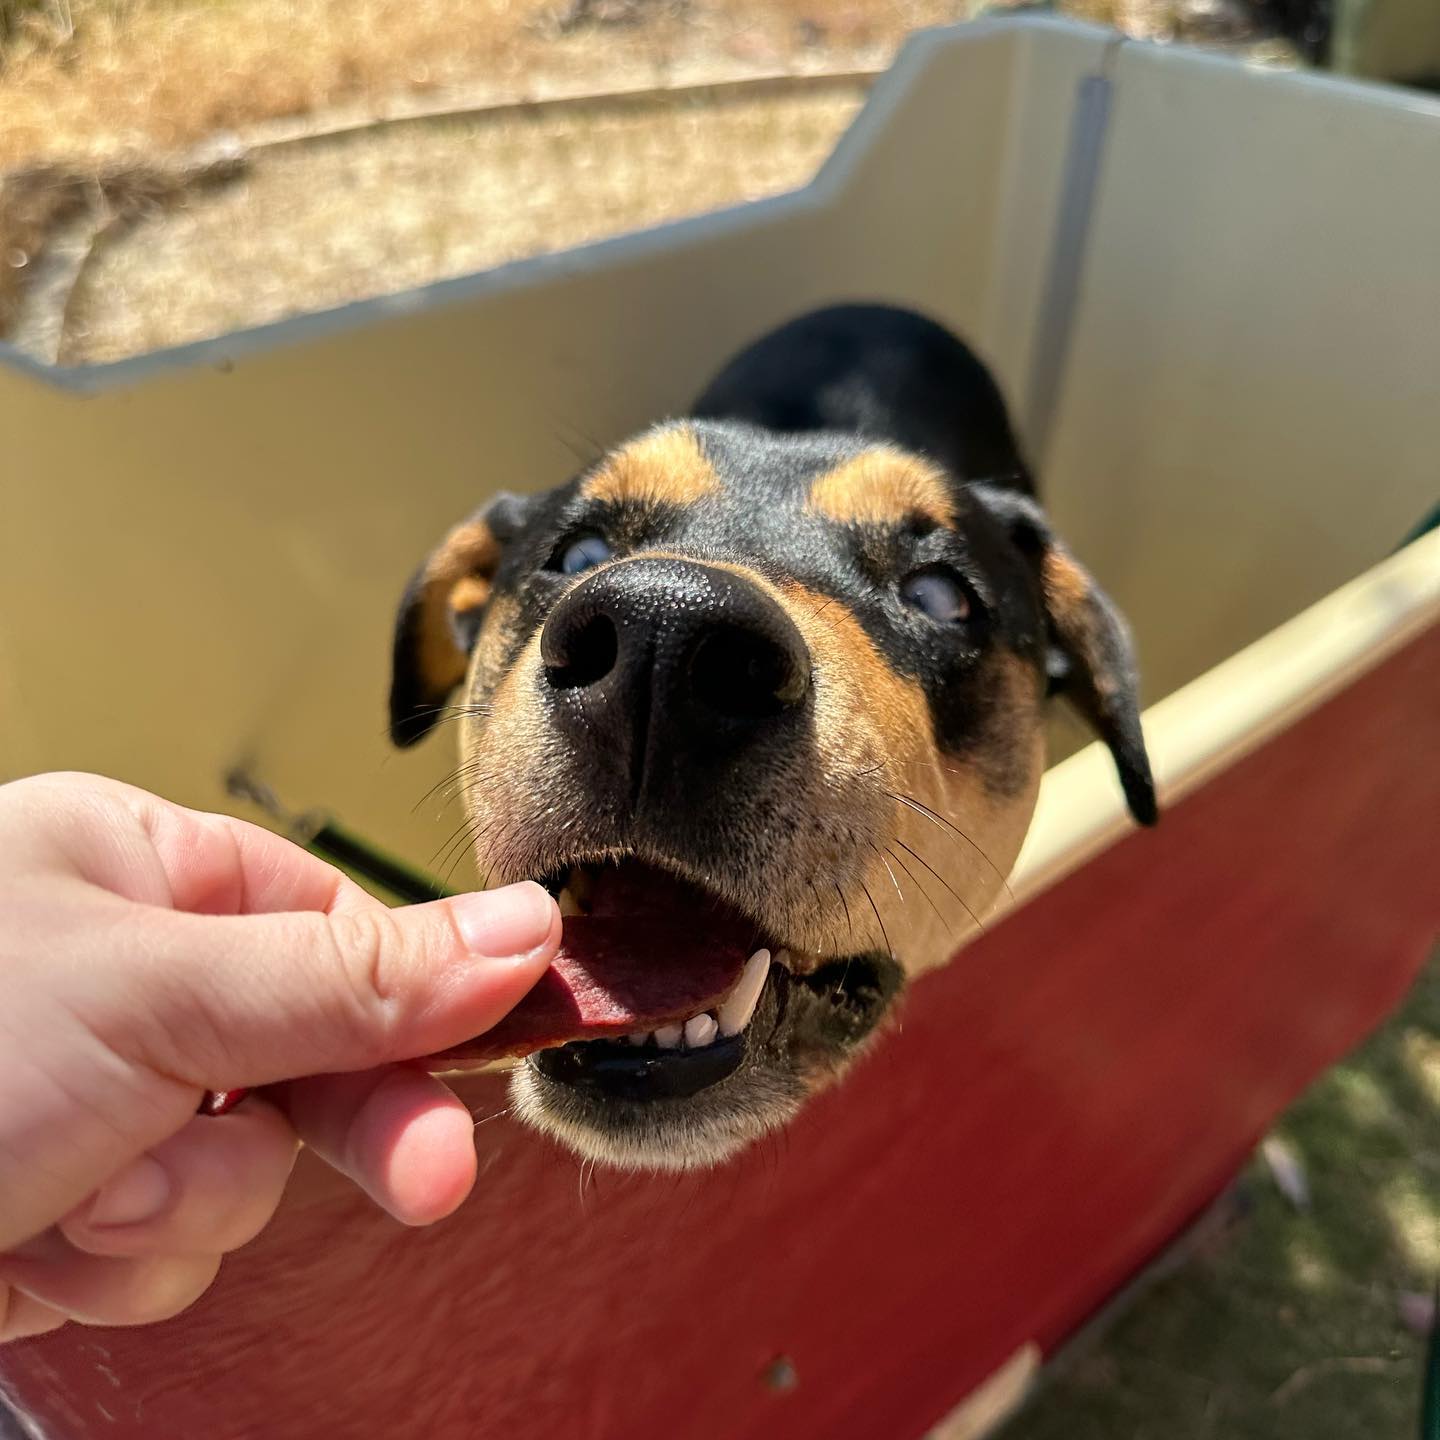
[323,909,412,1055]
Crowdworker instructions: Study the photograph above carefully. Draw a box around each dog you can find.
[389,303,1156,1171]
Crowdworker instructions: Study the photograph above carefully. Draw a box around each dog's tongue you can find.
[429,867,756,1067]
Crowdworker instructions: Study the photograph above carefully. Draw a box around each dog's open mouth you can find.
[427,859,784,1094]
[421,855,906,1165]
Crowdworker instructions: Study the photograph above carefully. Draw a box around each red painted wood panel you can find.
[4,626,1437,1440]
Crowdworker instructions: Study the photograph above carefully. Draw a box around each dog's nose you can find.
[541,557,810,797]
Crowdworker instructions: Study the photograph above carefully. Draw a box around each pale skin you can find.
[0,772,562,1344]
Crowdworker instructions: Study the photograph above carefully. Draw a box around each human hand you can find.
[0,772,559,1342]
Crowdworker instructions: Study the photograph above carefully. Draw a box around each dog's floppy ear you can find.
[389,492,528,747]
[971,484,1157,826]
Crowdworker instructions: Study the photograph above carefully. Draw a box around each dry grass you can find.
[58,84,866,362]
[1,0,625,170]
[0,0,1291,366]
[0,153,243,347]
[0,0,939,363]
[0,0,1275,179]
[0,0,963,172]
[0,0,1298,365]
[0,167,91,333]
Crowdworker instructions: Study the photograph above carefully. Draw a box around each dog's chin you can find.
[508,949,904,1172]
[508,1063,804,1172]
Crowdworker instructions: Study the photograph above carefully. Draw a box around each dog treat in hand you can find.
[429,912,752,1067]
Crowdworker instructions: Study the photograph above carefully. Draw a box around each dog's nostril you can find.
[545,613,619,690]
[689,624,809,721]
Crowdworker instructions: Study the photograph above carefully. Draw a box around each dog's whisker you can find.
[420,704,494,725]
[804,876,826,938]
[412,756,490,816]
[832,881,856,947]
[410,712,489,746]
[470,1103,515,1131]
[869,841,907,913]
[440,763,503,809]
[437,831,487,890]
[891,836,986,934]
[382,702,495,743]
[884,788,1014,899]
[411,769,464,818]
[858,878,893,960]
[430,811,494,889]
[886,843,955,942]
[423,817,475,869]
[556,433,599,469]
[427,809,485,876]
[416,700,494,719]
[577,1155,598,1206]
[407,760,504,850]
[543,412,607,470]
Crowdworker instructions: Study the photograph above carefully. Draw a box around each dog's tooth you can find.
[626,1032,648,1046]
[684,1013,718,1049]
[718,948,771,1037]
[557,886,584,918]
[654,1023,683,1049]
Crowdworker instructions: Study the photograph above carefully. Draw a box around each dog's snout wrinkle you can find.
[539,557,811,811]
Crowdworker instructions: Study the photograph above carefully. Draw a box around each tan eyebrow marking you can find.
[805,448,955,529]
[581,424,721,508]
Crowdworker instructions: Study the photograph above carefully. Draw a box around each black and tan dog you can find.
[390,303,1156,1170]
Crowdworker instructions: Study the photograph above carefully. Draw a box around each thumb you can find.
[137,882,561,1090]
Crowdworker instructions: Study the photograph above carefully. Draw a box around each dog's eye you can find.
[556,533,614,575]
[899,567,971,624]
